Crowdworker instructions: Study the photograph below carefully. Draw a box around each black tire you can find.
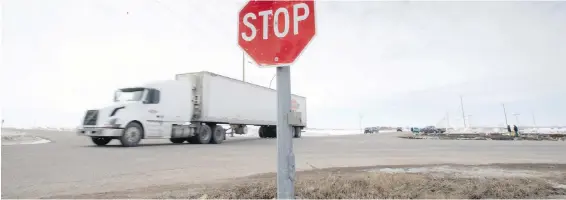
[259,126,276,138]
[91,137,112,146]
[189,124,212,144]
[268,126,277,138]
[120,122,143,147]
[187,137,198,144]
[265,126,271,138]
[259,126,266,138]
[293,127,302,138]
[210,125,225,144]
[170,138,185,144]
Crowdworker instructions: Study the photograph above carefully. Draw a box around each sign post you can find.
[276,65,294,198]
[238,1,316,198]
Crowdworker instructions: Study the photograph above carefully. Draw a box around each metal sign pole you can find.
[276,65,295,199]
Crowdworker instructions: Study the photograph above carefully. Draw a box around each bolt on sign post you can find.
[238,0,316,199]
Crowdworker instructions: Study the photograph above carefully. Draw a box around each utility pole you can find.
[460,95,467,128]
[502,103,509,126]
[531,111,537,128]
[446,112,450,130]
[359,113,363,134]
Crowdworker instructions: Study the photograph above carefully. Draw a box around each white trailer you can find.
[76,71,307,147]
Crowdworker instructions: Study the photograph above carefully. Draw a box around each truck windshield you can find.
[114,88,145,102]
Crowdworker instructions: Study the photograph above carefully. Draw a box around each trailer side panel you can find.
[176,71,307,127]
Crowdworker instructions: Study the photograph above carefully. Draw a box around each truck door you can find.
[142,89,164,138]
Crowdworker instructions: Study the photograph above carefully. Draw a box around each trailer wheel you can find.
[259,126,276,138]
[293,127,302,138]
[267,126,277,138]
[120,122,143,147]
[259,126,266,138]
[189,124,212,144]
[91,137,112,146]
[170,138,185,144]
[210,125,225,144]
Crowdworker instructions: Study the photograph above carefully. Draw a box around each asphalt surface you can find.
[2,128,566,198]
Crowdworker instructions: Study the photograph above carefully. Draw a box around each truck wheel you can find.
[210,125,225,144]
[91,137,112,146]
[170,138,185,144]
[120,122,143,147]
[293,127,302,138]
[190,124,212,144]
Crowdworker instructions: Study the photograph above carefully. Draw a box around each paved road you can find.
[2,129,566,198]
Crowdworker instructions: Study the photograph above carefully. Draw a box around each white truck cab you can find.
[77,80,196,146]
[77,71,307,147]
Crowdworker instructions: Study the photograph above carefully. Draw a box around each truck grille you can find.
[83,110,99,125]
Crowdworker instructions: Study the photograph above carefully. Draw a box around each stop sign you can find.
[238,0,316,67]
[291,98,300,111]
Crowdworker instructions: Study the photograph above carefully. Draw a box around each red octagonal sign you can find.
[238,0,316,67]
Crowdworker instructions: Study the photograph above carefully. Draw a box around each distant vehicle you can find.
[420,126,446,134]
[364,127,379,134]
[396,127,403,132]
[76,71,307,147]
[411,127,420,133]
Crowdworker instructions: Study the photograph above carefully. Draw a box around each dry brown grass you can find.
[45,164,566,199]
[189,170,566,199]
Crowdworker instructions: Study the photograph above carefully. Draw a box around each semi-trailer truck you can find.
[76,71,307,147]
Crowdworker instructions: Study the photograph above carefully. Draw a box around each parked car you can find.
[396,127,403,132]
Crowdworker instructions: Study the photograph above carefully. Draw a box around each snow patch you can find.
[2,126,76,132]
[303,129,363,136]
[1,130,52,146]
[234,127,364,137]
[371,165,557,179]
[448,127,566,134]
[3,138,52,146]
[521,127,566,134]
[226,127,399,138]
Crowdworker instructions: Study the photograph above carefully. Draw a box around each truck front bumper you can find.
[77,127,123,137]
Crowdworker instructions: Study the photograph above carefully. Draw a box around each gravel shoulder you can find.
[49,163,566,199]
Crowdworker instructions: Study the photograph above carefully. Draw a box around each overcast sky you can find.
[1,0,565,129]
